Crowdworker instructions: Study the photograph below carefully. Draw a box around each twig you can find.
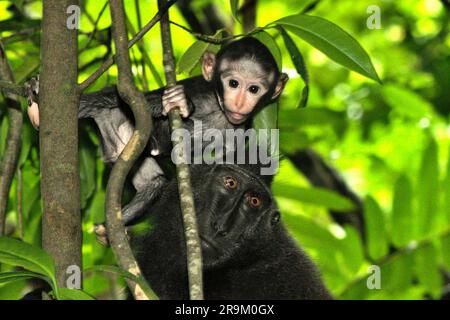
[158,0,204,300]
[0,41,23,236]
[169,20,264,44]
[79,1,109,53]
[0,80,26,97]
[106,0,157,300]
[79,0,177,91]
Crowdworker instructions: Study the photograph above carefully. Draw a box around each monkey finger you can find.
[163,85,183,95]
[165,95,186,105]
[162,88,185,100]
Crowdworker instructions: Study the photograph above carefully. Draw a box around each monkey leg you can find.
[122,157,167,226]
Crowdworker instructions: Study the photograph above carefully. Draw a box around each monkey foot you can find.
[93,223,109,246]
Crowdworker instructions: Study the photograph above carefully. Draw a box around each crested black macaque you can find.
[27,37,288,226]
[132,163,332,300]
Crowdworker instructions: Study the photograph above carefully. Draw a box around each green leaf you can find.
[273,183,357,211]
[177,32,222,76]
[252,31,282,69]
[372,251,414,294]
[282,212,341,251]
[444,147,450,225]
[80,143,96,209]
[273,14,380,82]
[55,288,95,300]
[19,122,33,166]
[0,271,50,285]
[251,31,282,131]
[230,0,240,22]
[0,237,56,289]
[339,226,364,275]
[0,115,9,160]
[381,85,434,119]
[85,265,158,300]
[279,108,344,129]
[417,137,439,238]
[363,196,388,260]
[391,175,414,248]
[0,18,41,32]
[253,101,278,131]
[279,27,309,108]
[414,244,443,299]
[0,281,28,300]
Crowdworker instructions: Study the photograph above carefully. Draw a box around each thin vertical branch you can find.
[0,40,23,236]
[133,0,148,90]
[158,0,204,300]
[106,0,156,300]
[17,166,23,239]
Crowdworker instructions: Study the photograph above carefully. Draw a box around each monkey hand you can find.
[24,75,40,130]
[161,85,191,118]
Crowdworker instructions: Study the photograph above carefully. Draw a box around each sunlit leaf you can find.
[0,271,49,285]
[274,183,357,211]
[0,115,9,160]
[363,196,388,260]
[85,265,158,300]
[417,137,439,238]
[391,174,414,248]
[279,27,309,108]
[444,147,450,225]
[0,281,29,300]
[252,31,282,68]
[55,288,95,300]
[282,212,341,251]
[19,122,33,166]
[273,14,380,82]
[251,31,282,130]
[230,0,240,22]
[381,85,434,119]
[253,101,278,130]
[339,226,364,275]
[0,237,56,288]
[380,251,414,293]
[80,143,97,209]
[414,244,443,299]
[177,32,222,76]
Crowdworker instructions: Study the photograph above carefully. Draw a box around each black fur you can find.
[76,38,282,226]
[132,163,332,300]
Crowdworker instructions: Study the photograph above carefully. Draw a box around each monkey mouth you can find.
[224,110,247,124]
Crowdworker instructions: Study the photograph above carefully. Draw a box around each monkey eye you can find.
[228,79,239,88]
[246,193,261,208]
[223,176,238,189]
[248,85,260,94]
[271,211,281,225]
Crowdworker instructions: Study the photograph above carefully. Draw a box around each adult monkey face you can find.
[202,37,289,125]
[194,165,281,268]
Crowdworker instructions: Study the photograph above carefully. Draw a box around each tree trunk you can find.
[40,0,81,288]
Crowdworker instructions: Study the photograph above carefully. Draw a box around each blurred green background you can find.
[0,0,449,299]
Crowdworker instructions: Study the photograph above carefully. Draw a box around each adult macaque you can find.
[27,37,288,226]
[132,162,332,299]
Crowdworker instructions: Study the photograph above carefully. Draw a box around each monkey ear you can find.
[271,73,289,100]
[202,51,216,82]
